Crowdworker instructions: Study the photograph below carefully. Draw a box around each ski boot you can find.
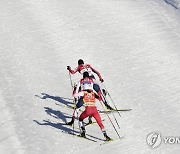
[66,116,75,126]
[105,104,114,110]
[103,131,111,141]
[80,126,86,137]
[103,100,114,110]
[88,116,92,124]
[102,89,107,96]
[101,94,114,110]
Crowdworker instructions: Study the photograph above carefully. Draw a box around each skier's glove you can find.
[100,78,104,82]
[67,66,71,70]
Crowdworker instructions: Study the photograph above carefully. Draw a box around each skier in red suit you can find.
[67,59,113,110]
[66,72,107,125]
[67,59,104,82]
[74,89,111,141]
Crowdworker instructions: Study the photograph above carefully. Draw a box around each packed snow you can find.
[0,0,180,154]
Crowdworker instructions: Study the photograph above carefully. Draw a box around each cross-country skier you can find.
[67,59,104,82]
[66,72,112,125]
[74,71,111,108]
[75,89,111,141]
[67,59,113,109]
[66,71,98,125]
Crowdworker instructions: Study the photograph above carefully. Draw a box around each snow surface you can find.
[0,0,180,154]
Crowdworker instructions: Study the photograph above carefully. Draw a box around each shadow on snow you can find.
[35,93,74,106]
[34,93,77,134]
[44,106,71,122]
[33,119,79,134]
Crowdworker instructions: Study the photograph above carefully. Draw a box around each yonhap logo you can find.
[147,132,180,149]
[147,132,162,148]
[164,136,180,144]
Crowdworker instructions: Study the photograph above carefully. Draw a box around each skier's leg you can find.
[93,83,113,110]
[79,108,89,137]
[66,108,79,125]
[92,107,111,141]
[76,98,84,108]
[91,107,104,130]
[93,83,100,93]
[66,98,84,125]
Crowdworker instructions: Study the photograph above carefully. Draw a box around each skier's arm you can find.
[74,91,84,99]
[74,81,81,95]
[89,65,103,82]
[67,66,80,74]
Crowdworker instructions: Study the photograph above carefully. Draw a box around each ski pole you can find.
[101,95,120,129]
[110,110,120,129]
[72,99,77,136]
[68,71,74,90]
[99,101,121,139]
[102,83,122,117]
[68,71,76,135]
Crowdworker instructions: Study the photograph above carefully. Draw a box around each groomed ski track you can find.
[0,0,180,154]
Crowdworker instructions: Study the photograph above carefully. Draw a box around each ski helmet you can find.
[78,59,84,65]
[83,71,89,78]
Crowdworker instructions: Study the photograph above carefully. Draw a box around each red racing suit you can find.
[69,64,103,81]
[75,91,105,131]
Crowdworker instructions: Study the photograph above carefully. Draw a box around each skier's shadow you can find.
[34,93,77,133]
[33,106,77,133]
[35,93,74,106]
[33,119,78,133]
[44,106,71,123]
